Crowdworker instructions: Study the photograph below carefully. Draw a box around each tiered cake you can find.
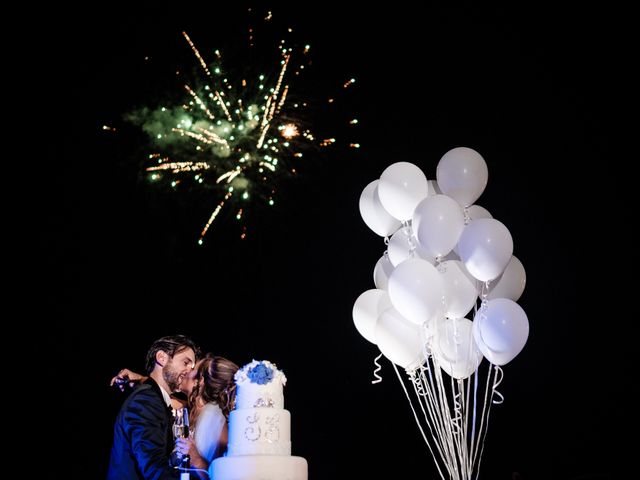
[210,360,308,480]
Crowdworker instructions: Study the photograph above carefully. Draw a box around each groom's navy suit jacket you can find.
[107,377,179,480]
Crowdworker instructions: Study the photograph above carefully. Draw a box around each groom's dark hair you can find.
[145,335,200,373]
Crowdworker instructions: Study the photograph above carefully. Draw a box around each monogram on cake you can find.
[209,359,308,480]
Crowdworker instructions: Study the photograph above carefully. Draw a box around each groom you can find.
[107,335,199,479]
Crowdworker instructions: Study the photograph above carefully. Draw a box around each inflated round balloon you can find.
[432,317,483,379]
[458,218,513,282]
[472,298,529,366]
[466,204,492,221]
[359,179,402,237]
[436,147,488,207]
[413,194,465,258]
[376,306,425,370]
[387,227,435,267]
[486,255,526,301]
[373,254,395,290]
[453,204,492,256]
[377,162,428,221]
[388,258,445,326]
[352,289,393,345]
[439,260,478,319]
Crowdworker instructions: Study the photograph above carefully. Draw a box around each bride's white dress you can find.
[194,402,227,463]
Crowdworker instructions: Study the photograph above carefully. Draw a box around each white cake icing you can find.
[210,360,308,480]
[211,456,307,480]
[226,409,291,455]
[234,359,286,410]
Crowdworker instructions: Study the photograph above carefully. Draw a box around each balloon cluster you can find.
[354,147,529,379]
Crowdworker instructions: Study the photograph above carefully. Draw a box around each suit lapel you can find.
[145,377,175,451]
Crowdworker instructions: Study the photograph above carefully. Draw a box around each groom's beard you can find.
[163,363,183,392]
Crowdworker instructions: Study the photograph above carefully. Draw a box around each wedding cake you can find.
[209,360,308,480]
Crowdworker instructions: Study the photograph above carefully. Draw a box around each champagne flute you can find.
[173,407,189,439]
[172,407,191,477]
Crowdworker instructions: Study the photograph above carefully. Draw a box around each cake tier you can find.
[228,408,291,456]
[210,455,308,480]
[235,377,284,409]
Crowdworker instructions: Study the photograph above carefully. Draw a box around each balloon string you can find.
[402,220,417,258]
[393,363,449,480]
[491,365,504,404]
[475,281,492,356]
[473,364,500,480]
[371,353,383,384]
[451,388,463,434]
[414,372,428,397]
[463,206,471,225]
[408,235,416,258]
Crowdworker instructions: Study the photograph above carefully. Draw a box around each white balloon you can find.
[453,204,492,256]
[472,298,529,366]
[352,289,392,345]
[413,194,465,257]
[466,204,492,221]
[373,254,395,290]
[387,227,435,267]
[486,255,526,301]
[432,317,483,379]
[439,260,478,319]
[388,258,445,326]
[436,147,489,207]
[378,162,429,221]
[359,180,402,237]
[458,218,513,282]
[387,228,413,267]
[376,307,425,370]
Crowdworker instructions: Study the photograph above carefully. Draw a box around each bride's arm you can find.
[110,368,148,391]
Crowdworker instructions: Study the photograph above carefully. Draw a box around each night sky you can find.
[44,2,627,479]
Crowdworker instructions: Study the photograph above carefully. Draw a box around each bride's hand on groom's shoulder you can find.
[110,368,147,391]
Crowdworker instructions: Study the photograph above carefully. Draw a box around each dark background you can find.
[43,2,629,479]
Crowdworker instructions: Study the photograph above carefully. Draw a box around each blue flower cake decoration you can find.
[247,362,274,385]
[235,360,287,409]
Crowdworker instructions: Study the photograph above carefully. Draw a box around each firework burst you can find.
[125,11,357,243]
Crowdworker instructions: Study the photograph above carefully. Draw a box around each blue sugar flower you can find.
[248,362,274,385]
